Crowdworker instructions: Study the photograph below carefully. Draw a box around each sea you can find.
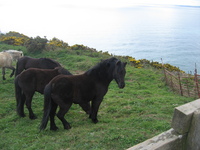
[51,5,200,73]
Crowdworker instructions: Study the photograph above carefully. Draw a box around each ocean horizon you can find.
[59,5,200,73]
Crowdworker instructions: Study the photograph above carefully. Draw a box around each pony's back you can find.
[39,58,61,69]
[15,56,61,76]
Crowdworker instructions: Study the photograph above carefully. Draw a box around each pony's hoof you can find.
[30,115,37,120]
[92,118,98,124]
[50,126,58,131]
[19,114,25,117]
[64,124,71,130]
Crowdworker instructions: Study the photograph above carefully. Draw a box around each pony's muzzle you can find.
[115,78,125,89]
[118,82,125,89]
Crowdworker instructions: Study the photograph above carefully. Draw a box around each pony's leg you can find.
[57,103,72,130]
[49,101,58,131]
[25,93,37,119]
[2,67,6,80]
[3,66,15,78]
[9,66,15,77]
[79,102,91,114]
[89,99,103,123]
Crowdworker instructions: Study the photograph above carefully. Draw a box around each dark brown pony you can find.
[40,57,127,131]
[15,67,72,119]
[15,56,61,77]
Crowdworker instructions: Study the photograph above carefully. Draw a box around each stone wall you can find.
[127,99,200,150]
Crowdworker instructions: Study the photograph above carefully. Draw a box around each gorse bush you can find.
[128,56,183,72]
[70,44,90,50]
[25,36,47,53]
[128,57,143,68]
[0,31,29,46]
[0,36,27,46]
[48,37,69,50]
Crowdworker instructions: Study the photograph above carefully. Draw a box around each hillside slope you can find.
[0,44,194,150]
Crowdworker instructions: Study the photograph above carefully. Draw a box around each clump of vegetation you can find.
[128,57,143,68]
[25,36,48,53]
[47,37,69,50]
[70,44,97,53]
[128,56,183,72]
[70,44,88,50]
[0,31,29,46]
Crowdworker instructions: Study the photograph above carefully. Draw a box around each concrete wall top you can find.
[171,99,200,134]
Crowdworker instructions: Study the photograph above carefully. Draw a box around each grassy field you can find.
[0,44,194,150]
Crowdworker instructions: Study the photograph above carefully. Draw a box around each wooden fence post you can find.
[186,75,190,97]
[161,58,168,85]
[194,66,200,98]
[178,71,183,96]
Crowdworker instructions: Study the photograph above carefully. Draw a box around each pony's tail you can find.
[15,76,25,117]
[15,56,25,77]
[40,84,52,131]
[15,61,19,77]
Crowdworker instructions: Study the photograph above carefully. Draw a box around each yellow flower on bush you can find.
[48,37,68,48]
[128,56,142,68]
[0,36,28,46]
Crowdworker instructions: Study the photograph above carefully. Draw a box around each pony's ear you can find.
[124,62,127,67]
[116,60,121,66]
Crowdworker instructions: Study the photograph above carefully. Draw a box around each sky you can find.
[0,0,200,42]
[1,0,200,9]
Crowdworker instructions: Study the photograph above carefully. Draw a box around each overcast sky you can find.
[1,0,200,7]
[1,0,200,42]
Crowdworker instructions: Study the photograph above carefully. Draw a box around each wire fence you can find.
[163,67,200,98]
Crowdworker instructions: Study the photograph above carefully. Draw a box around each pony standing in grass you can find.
[0,52,16,80]
[40,57,127,131]
[15,67,72,119]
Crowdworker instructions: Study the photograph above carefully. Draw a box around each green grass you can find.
[0,45,194,150]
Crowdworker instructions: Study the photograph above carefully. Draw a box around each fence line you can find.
[163,68,200,98]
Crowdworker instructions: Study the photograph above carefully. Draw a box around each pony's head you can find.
[3,50,23,61]
[85,57,127,88]
[113,60,127,89]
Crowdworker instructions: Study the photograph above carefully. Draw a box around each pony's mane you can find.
[86,57,118,80]
[39,58,61,67]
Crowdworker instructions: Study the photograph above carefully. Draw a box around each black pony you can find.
[15,56,61,76]
[40,57,127,131]
[15,67,72,119]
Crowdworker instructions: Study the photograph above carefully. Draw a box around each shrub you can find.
[25,36,47,53]
[70,44,88,50]
[127,56,183,72]
[128,56,142,68]
[0,31,29,46]
[48,37,68,50]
